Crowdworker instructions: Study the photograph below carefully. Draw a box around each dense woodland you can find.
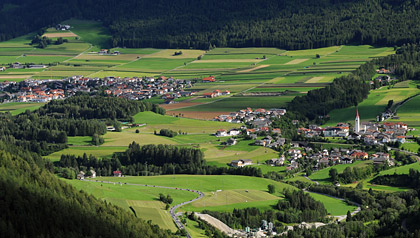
[2,0,420,49]
[0,141,172,237]
[0,95,161,155]
[57,142,263,177]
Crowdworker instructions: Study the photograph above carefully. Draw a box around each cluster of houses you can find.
[297,121,409,146]
[1,75,195,103]
[98,49,120,55]
[353,121,409,145]
[203,89,230,98]
[267,146,394,172]
[56,24,71,31]
[298,123,350,138]
[213,107,287,124]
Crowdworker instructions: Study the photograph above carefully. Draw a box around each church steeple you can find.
[354,108,360,133]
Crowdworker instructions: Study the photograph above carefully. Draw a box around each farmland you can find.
[0,21,396,116]
[327,80,420,126]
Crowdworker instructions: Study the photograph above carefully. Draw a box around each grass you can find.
[390,94,420,127]
[66,179,197,231]
[309,160,372,184]
[0,102,45,115]
[307,192,357,216]
[45,146,127,162]
[62,19,112,48]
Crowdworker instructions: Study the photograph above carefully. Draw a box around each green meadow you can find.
[307,192,357,216]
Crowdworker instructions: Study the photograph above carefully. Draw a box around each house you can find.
[0,66,5,71]
[225,138,237,146]
[11,62,24,69]
[231,159,252,167]
[272,128,281,135]
[203,92,217,98]
[350,151,369,160]
[341,157,353,164]
[56,24,71,30]
[202,76,215,82]
[269,157,285,166]
[99,49,109,55]
[373,156,394,166]
[228,129,241,136]
[28,65,46,69]
[89,170,96,178]
[77,171,85,180]
[113,170,122,177]
[216,129,228,137]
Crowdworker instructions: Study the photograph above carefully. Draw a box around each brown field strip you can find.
[0,75,32,79]
[42,32,77,38]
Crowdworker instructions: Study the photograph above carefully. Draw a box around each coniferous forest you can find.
[2,0,420,50]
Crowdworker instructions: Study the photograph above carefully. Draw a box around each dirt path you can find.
[196,213,243,236]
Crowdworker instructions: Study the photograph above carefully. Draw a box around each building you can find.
[354,108,360,133]
[231,159,252,167]
[113,170,122,177]
[202,76,215,82]
[216,129,228,137]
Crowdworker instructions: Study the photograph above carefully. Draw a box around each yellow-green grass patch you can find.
[0,102,45,115]
[193,59,261,63]
[102,131,178,147]
[305,76,324,83]
[284,58,309,65]
[87,70,157,78]
[237,64,270,72]
[191,189,279,208]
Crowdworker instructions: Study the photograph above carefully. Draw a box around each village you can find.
[0,75,195,103]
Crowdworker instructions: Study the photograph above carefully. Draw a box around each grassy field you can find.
[389,95,420,126]
[0,102,45,115]
[66,179,196,231]
[307,192,357,216]
[309,160,373,184]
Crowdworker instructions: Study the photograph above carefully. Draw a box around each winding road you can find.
[83,180,204,238]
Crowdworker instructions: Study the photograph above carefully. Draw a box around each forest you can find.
[0,95,162,155]
[0,141,172,237]
[2,0,420,50]
[57,142,264,177]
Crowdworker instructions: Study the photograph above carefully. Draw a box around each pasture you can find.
[0,102,45,115]
[390,95,420,127]
[309,160,373,184]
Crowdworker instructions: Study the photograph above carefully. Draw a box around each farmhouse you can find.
[202,76,215,82]
[231,159,253,167]
[113,171,122,177]
[216,129,228,137]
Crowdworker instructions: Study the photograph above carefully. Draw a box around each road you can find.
[83,180,204,238]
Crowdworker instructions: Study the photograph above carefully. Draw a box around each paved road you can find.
[83,180,204,238]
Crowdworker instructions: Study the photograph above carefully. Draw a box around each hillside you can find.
[2,0,420,49]
[0,141,172,237]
